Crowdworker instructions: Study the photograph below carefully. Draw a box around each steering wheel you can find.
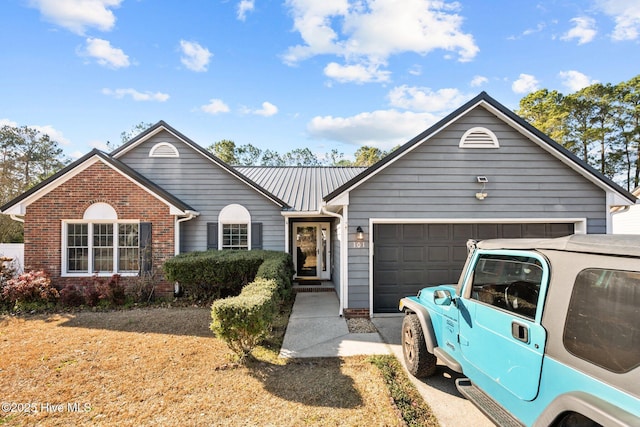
[504,281,539,312]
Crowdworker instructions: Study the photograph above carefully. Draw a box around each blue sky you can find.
[1,0,639,162]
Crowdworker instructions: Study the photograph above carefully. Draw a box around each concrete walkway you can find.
[279,292,390,358]
[279,291,493,427]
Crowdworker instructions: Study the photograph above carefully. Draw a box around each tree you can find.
[516,89,568,143]
[282,148,320,166]
[0,125,69,243]
[354,146,384,166]
[209,139,239,164]
[119,122,154,146]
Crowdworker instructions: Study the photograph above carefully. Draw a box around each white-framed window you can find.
[218,204,251,250]
[62,203,140,276]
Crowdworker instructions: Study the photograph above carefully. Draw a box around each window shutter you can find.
[139,222,152,273]
[207,223,218,250]
[251,222,263,249]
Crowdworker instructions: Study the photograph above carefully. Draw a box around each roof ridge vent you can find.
[459,127,499,148]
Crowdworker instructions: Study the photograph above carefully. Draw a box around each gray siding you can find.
[346,106,608,309]
[117,131,285,252]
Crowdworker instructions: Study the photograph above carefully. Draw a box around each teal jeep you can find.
[399,235,640,427]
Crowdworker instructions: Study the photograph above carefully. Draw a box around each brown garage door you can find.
[373,222,574,313]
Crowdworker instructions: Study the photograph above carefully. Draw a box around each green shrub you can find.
[164,250,264,300]
[206,250,294,360]
[210,278,279,360]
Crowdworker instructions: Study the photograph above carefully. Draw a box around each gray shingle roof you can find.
[235,166,367,212]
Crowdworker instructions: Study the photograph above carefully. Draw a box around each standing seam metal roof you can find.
[235,167,367,212]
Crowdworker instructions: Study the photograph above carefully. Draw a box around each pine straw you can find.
[0,308,404,426]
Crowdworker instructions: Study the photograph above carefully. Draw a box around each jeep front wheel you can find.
[402,314,437,377]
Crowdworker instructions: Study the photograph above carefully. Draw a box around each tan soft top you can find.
[476,234,640,258]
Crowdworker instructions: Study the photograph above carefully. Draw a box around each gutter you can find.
[9,214,24,223]
[174,210,200,256]
[321,205,347,317]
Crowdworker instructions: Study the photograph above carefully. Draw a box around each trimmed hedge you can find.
[163,250,265,300]
[209,251,294,360]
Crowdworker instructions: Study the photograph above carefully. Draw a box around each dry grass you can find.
[0,307,405,426]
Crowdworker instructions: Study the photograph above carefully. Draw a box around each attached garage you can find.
[372,222,575,313]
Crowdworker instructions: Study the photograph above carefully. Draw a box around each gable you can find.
[113,122,287,209]
[0,150,194,217]
[325,92,636,207]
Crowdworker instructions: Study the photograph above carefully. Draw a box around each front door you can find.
[294,223,330,280]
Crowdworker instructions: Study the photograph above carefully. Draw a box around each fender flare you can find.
[533,391,639,427]
[399,297,437,354]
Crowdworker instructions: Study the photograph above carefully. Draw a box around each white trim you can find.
[61,219,140,277]
[367,217,587,315]
[149,142,179,158]
[112,124,285,208]
[3,156,189,216]
[326,99,634,207]
[218,204,251,250]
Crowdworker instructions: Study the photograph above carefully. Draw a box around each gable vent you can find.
[149,142,179,158]
[459,127,499,148]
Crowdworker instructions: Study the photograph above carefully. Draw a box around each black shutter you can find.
[207,223,218,250]
[139,222,152,273]
[251,222,263,249]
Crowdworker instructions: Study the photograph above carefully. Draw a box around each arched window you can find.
[149,142,179,158]
[218,204,251,250]
[459,127,499,148]
[63,202,141,275]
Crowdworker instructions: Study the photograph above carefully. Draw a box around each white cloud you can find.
[237,0,255,21]
[32,125,71,145]
[0,118,19,127]
[29,0,122,35]
[102,88,170,102]
[512,73,540,94]
[561,17,597,44]
[253,101,279,117]
[82,38,130,68]
[596,0,640,41]
[324,62,391,84]
[0,119,70,145]
[388,86,470,112]
[201,99,230,115]
[308,109,438,149]
[179,40,212,72]
[470,75,488,87]
[283,0,478,82]
[558,70,598,92]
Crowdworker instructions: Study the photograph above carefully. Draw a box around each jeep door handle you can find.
[511,321,529,343]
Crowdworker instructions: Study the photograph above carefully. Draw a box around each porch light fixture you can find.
[356,226,364,240]
[476,176,488,200]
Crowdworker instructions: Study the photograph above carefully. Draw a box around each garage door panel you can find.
[373,222,575,313]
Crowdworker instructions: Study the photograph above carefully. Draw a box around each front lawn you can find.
[0,307,407,426]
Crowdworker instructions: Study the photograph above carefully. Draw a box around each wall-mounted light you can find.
[356,226,364,240]
[476,176,488,200]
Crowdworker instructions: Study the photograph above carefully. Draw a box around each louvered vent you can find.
[149,142,179,157]
[459,127,499,148]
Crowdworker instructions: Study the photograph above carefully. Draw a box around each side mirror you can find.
[434,289,453,306]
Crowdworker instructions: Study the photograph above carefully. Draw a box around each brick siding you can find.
[24,161,176,297]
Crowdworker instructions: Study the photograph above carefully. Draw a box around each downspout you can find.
[174,210,199,255]
[321,205,347,317]
[9,214,24,223]
[173,210,199,296]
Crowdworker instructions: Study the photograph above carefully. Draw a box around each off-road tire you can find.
[402,314,437,377]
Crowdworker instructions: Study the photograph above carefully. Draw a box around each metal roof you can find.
[235,166,367,212]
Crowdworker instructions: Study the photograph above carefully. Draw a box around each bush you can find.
[211,278,279,360]
[2,270,58,310]
[59,283,85,307]
[164,250,265,300]
[209,251,294,361]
